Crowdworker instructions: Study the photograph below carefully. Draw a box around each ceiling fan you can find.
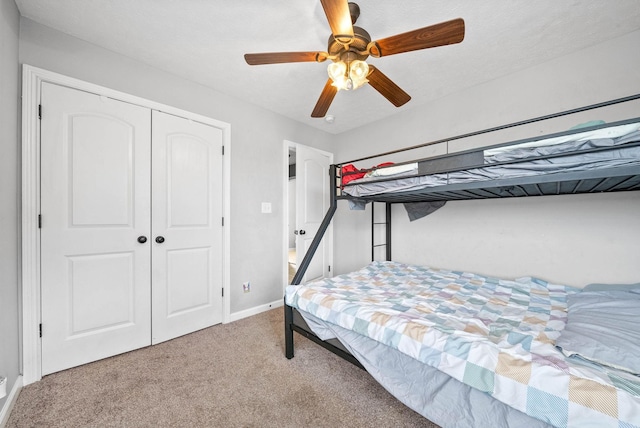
[244,0,465,118]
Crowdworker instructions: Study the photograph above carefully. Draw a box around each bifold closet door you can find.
[40,84,224,375]
[40,82,152,375]
[150,111,224,344]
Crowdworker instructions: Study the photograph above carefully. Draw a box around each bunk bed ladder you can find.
[371,202,392,261]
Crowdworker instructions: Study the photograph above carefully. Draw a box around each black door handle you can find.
[299,230,306,235]
[155,236,165,244]
[137,236,147,244]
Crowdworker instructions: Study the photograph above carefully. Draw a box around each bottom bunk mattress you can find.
[297,309,552,428]
[285,261,640,428]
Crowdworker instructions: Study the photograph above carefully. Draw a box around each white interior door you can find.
[151,111,224,344]
[40,83,152,375]
[295,145,331,283]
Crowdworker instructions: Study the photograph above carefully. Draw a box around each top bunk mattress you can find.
[341,122,640,200]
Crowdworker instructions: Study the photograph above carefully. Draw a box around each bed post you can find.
[286,164,339,359]
[284,299,294,359]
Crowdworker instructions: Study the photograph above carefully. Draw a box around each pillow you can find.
[556,289,640,375]
[583,282,640,292]
[569,120,606,130]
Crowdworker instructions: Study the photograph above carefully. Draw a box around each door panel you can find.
[302,159,325,281]
[167,135,211,227]
[295,145,331,283]
[70,115,135,225]
[151,111,223,344]
[40,83,152,375]
[167,247,212,315]
[68,252,135,335]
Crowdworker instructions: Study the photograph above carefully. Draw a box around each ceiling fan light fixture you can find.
[328,61,347,81]
[328,61,348,90]
[349,60,369,88]
[328,59,368,91]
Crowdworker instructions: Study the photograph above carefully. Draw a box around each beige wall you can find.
[18,18,335,314]
[0,0,21,411]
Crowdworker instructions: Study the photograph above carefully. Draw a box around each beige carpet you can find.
[7,308,438,427]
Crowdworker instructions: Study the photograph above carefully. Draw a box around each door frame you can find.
[21,65,231,385]
[282,140,334,291]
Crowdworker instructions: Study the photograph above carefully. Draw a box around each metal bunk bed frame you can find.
[285,93,640,364]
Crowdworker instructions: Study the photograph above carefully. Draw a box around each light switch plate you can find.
[261,202,272,213]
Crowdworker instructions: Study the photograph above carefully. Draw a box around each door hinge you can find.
[221,288,224,297]
[221,146,225,155]
[38,104,42,120]
[328,265,331,272]
[39,323,42,338]
[38,214,42,229]
[222,217,224,226]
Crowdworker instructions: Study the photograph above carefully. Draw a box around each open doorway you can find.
[283,141,334,289]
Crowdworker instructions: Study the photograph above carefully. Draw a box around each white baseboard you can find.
[228,299,283,323]
[0,375,23,428]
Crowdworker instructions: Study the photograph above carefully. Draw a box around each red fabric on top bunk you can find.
[341,162,394,186]
[341,164,366,185]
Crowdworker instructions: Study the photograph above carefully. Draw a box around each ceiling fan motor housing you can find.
[327,25,371,62]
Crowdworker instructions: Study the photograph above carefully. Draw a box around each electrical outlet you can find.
[243,281,251,293]
[261,202,272,214]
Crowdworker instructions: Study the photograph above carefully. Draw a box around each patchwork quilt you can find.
[285,261,640,428]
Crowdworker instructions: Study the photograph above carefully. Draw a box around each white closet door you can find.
[151,111,224,344]
[40,83,152,375]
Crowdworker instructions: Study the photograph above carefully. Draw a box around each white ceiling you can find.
[15,0,640,134]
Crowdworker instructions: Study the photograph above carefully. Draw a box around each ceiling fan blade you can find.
[367,66,411,107]
[369,18,465,57]
[311,79,338,118]
[320,0,354,43]
[244,52,326,65]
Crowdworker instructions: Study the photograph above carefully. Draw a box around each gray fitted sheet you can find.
[299,310,551,428]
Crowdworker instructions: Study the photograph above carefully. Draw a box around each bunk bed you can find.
[284,95,640,428]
